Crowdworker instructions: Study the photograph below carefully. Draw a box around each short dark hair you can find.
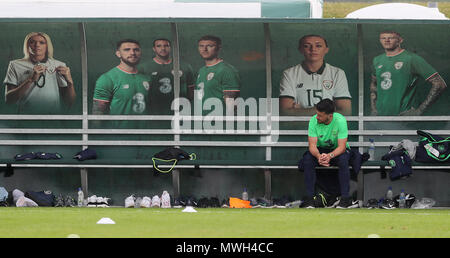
[380,31,402,38]
[153,38,171,47]
[298,34,328,49]
[116,39,140,50]
[198,35,222,48]
[315,99,335,114]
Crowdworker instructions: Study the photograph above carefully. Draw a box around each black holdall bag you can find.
[152,147,196,173]
[415,130,450,163]
[25,190,55,207]
[381,148,412,180]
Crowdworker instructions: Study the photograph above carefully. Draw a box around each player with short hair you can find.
[280,34,352,116]
[370,31,447,116]
[3,32,76,114]
[93,39,151,128]
[195,35,240,115]
[138,38,195,115]
[301,99,352,208]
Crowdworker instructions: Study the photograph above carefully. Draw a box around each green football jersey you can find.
[372,50,437,115]
[138,58,195,115]
[93,66,151,128]
[195,60,240,115]
[308,112,349,150]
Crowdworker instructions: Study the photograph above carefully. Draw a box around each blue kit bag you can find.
[381,148,412,180]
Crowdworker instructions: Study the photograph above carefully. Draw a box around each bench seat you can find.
[1,157,448,201]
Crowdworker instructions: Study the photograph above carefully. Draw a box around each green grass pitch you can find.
[0,207,448,238]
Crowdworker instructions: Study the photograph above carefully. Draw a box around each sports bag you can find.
[381,148,412,180]
[152,147,196,173]
[25,190,55,207]
[415,130,450,162]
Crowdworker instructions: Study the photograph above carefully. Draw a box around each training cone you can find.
[182,206,197,213]
[96,217,116,224]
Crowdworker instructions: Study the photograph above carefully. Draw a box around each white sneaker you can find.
[87,195,97,207]
[151,195,160,207]
[12,189,25,203]
[125,195,135,208]
[161,191,171,208]
[96,197,110,208]
[140,196,151,208]
[16,196,38,207]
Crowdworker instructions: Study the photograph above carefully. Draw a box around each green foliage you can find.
[323,1,450,18]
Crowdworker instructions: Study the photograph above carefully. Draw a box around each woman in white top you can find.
[3,32,76,114]
[279,35,352,116]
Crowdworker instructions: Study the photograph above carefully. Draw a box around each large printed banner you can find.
[0,21,449,120]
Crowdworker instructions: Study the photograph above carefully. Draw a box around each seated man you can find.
[300,99,352,208]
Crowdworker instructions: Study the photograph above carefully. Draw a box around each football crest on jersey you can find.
[45,64,57,74]
[142,81,150,91]
[207,72,214,81]
[322,80,334,90]
[171,70,183,77]
[394,62,403,70]
[332,130,338,138]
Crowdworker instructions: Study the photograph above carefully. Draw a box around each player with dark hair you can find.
[93,39,151,128]
[138,38,195,114]
[300,99,352,208]
[370,31,447,116]
[280,34,352,116]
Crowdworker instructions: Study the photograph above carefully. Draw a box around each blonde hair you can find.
[22,32,54,59]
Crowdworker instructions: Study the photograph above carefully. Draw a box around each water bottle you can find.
[399,189,406,208]
[77,187,84,207]
[368,139,375,161]
[242,188,248,201]
[386,186,393,201]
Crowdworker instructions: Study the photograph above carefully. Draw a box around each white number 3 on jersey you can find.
[380,72,392,90]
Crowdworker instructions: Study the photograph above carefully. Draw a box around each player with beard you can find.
[93,39,151,128]
[370,31,447,116]
[300,99,352,208]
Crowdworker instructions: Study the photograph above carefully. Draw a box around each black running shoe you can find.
[186,197,198,207]
[55,194,65,207]
[365,198,379,209]
[381,199,396,209]
[336,197,352,209]
[300,197,315,208]
[65,195,76,207]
